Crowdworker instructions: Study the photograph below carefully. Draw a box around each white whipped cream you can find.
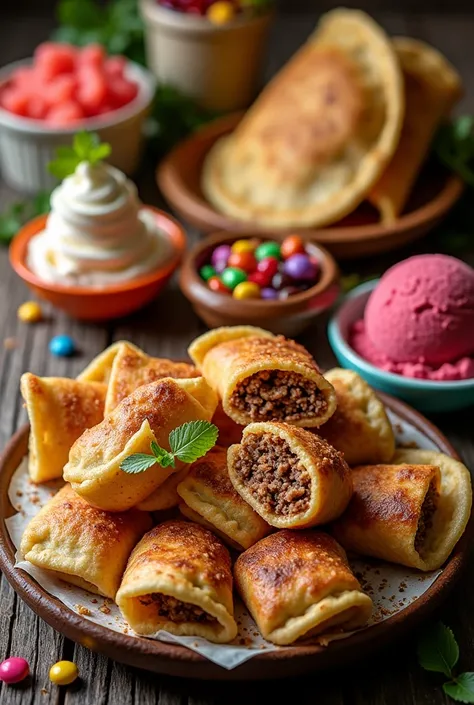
[27,161,172,288]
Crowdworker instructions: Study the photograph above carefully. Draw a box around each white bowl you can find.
[0,58,156,193]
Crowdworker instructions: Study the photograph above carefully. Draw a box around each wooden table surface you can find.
[1,8,474,705]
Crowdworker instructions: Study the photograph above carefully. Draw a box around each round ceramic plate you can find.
[0,392,471,680]
[157,113,463,259]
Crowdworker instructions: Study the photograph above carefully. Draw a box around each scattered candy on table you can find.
[0,657,30,684]
[200,235,320,300]
[49,660,79,686]
[49,335,76,357]
[17,301,43,323]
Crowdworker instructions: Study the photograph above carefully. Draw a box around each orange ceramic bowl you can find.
[9,207,186,320]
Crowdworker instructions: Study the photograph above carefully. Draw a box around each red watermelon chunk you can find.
[46,101,84,126]
[1,88,29,116]
[79,44,106,71]
[35,43,77,81]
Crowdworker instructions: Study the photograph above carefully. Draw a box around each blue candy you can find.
[49,335,76,357]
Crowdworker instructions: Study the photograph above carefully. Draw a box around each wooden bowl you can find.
[9,207,186,321]
[157,113,463,259]
[0,392,471,681]
[179,231,340,336]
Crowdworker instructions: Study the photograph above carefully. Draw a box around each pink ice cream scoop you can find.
[364,254,474,366]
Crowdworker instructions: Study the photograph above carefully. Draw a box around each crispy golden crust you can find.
[211,404,245,447]
[177,447,271,550]
[64,377,218,512]
[116,521,237,643]
[234,531,372,645]
[105,342,200,415]
[228,422,352,529]
[317,369,395,465]
[76,341,141,383]
[331,462,447,569]
[188,326,274,368]
[20,485,152,599]
[136,466,190,512]
[21,373,106,483]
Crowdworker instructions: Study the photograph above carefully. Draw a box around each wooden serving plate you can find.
[157,113,463,259]
[0,393,471,681]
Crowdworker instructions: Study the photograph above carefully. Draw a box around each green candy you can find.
[221,267,247,290]
[200,264,216,282]
[255,241,281,261]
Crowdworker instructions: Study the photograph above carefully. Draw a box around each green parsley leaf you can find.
[73,130,97,159]
[48,156,82,180]
[444,674,474,703]
[417,623,459,678]
[120,453,158,475]
[48,131,112,179]
[89,143,112,164]
[169,420,219,464]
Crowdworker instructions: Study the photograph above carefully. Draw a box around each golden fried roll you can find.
[21,373,106,483]
[189,326,336,427]
[234,531,372,645]
[64,377,218,511]
[116,521,237,643]
[211,404,245,447]
[20,485,152,599]
[77,341,141,383]
[105,342,200,414]
[227,422,352,529]
[177,447,271,550]
[317,368,395,465]
[332,450,472,570]
[137,466,190,512]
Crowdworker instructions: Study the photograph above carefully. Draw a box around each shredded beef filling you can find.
[414,481,439,554]
[231,370,327,422]
[138,593,217,624]
[234,432,311,516]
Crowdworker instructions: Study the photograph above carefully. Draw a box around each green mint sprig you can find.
[120,420,219,475]
[0,191,51,245]
[48,131,111,180]
[418,622,474,702]
[435,116,474,189]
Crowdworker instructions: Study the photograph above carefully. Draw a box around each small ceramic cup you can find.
[179,231,340,336]
[328,280,474,412]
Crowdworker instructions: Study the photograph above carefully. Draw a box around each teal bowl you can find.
[328,280,474,413]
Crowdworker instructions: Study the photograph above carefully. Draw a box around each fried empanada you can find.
[20,485,152,598]
[136,466,190,512]
[228,422,352,529]
[317,368,395,465]
[116,521,237,643]
[177,447,271,550]
[64,377,218,511]
[331,450,472,570]
[189,326,336,427]
[234,531,372,645]
[21,373,106,483]
[77,341,141,383]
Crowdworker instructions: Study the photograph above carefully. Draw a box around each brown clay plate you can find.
[157,113,463,259]
[0,392,471,681]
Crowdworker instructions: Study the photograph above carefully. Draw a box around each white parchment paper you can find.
[5,410,442,670]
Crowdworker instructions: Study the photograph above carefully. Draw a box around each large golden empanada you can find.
[317,368,395,465]
[189,326,336,427]
[116,521,237,643]
[202,9,404,228]
[234,531,372,645]
[64,377,218,511]
[76,341,140,383]
[136,466,190,512]
[21,373,106,483]
[369,38,462,222]
[177,447,271,550]
[228,422,352,529]
[105,342,200,415]
[20,485,152,598]
[332,450,472,570]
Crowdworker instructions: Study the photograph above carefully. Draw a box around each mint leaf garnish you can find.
[119,453,158,475]
[48,131,111,179]
[444,674,474,703]
[418,623,459,677]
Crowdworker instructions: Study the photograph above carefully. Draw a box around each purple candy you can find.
[211,245,231,268]
[213,259,227,274]
[261,287,278,300]
[283,253,317,281]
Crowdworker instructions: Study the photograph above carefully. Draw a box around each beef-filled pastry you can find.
[64,377,218,511]
[116,521,237,643]
[177,447,271,550]
[105,342,200,414]
[227,422,352,528]
[76,341,141,383]
[21,373,106,483]
[137,466,190,512]
[331,449,472,570]
[20,485,152,599]
[234,531,373,645]
[316,368,395,465]
[189,326,336,427]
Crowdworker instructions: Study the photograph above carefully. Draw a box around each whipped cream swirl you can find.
[27,161,172,287]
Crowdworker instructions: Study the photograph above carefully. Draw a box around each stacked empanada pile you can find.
[19,327,472,646]
[202,9,462,228]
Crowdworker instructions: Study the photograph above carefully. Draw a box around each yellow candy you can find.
[207,1,235,24]
[233,282,260,300]
[17,301,43,323]
[231,239,257,255]
[49,661,79,686]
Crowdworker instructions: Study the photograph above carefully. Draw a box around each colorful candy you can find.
[17,301,43,323]
[199,264,216,281]
[211,244,231,268]
[231,239,258,255]
[257,256,279,279]
[281,234,305,259]
[208,276,230,294]
[233,281,260,300]
[255,241,281,262]
[283,253,317,281]
[207,1,236,25]
[227,251,257,273]
[0,657,30,684]
[49,335,76,357]
[221,267,247,290]
[49,660,79,686]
